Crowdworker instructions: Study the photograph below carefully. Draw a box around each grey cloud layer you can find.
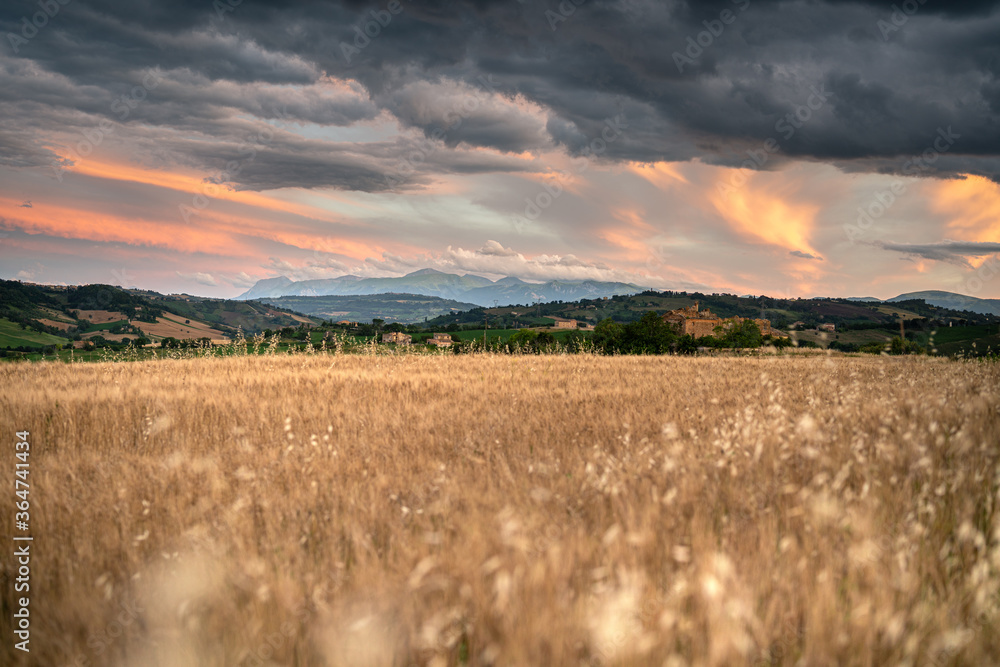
[2,0,999,190]
[875,240,1000,265]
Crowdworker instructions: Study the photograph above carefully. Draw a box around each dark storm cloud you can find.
[2,0,999,191]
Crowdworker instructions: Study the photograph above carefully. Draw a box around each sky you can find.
[2,0,1000,300]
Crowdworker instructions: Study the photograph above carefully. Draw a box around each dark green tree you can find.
[508,329,539,352]
[622,311,676,353]
[593,318,625,353]
[716,319,763,349]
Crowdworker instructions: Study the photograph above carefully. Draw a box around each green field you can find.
[0,318,70,348]
[921,324,1000,344]
[919,325,1000,357]
[79,319,129,333]
[873,305,925,320]
[37,306,78,325]
[453,328,521,342]
[0,318,68,347]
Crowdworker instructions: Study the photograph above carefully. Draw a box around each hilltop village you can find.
[662,302,788,338]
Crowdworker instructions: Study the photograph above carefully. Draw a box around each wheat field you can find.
[2,353,999,666]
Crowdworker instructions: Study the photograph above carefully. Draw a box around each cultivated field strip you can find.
[1,355,999,666]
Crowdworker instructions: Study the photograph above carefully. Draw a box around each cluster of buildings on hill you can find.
[792,321,836,333]
[662,303,787,338]
[548,317,595,331]
[381,332,454,347]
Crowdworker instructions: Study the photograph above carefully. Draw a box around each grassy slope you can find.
[149,298,301,335]
[78,319,129,333]
[37,305,77,324]
[922,324,1000,356]
[922,324,1000,344]
[873,305,925,320]
[0,317,69,347]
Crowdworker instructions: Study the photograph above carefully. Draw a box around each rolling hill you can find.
[3,280,998,357]
[252,293,480,323]
[0,281,323,351]
[887,290,1000,316]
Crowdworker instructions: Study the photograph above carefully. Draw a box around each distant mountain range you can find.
[238,271,1000,317]
[237,269,647,307]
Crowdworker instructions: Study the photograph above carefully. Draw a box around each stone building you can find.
[427,333,454,347]
[381,332,412,345]
[663,302,724,338]
[662,302,786,338]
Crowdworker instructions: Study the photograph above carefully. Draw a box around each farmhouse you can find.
[381,332,412,345]
[548,317,595,331]
[662,302,786,338]
[427,333,454,347]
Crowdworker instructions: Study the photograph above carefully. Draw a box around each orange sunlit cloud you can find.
[930,174,1000,267]
[58,154,371,225]
[7,150,401,261]
[263,231,385,261]
[516,147,610,197]
[708,170,822,259]
[0,197,255,255]
[599,207,656,258]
